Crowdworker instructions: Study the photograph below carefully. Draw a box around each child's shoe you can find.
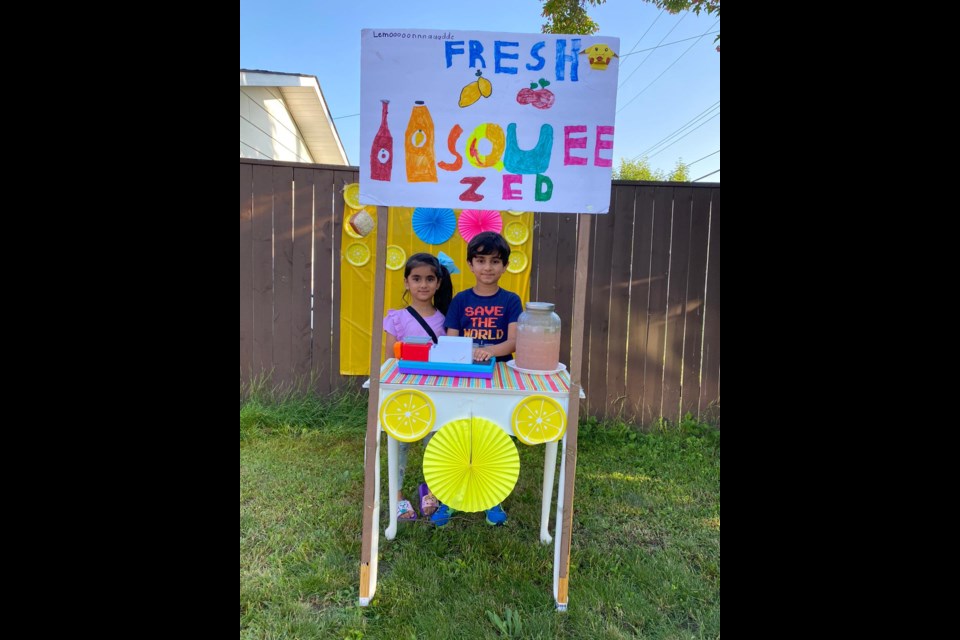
[431,503,455,527]
[485,504,508,526]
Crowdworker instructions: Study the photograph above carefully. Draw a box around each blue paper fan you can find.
[412,208,456,245]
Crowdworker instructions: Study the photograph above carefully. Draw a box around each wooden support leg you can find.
[359,206,390,606]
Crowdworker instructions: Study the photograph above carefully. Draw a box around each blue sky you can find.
[240,1,719,182]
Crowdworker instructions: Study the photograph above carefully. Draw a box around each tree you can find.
[612,157,689,182]
[541,0,720,50]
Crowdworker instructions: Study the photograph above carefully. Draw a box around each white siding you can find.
[240,87,314,163]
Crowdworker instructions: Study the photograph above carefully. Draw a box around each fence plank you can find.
[240,163,253,383]
[586,193,616,415]
[605,185,636,416]
[251,164,274,377]
[293,167,315,386]
[626,186,655,420]
[272,166,295,387]
[313,168,336,395]
[642,186,674,424]
[699,188,721,418]
[680,188,711,419]
[662,187,693,420]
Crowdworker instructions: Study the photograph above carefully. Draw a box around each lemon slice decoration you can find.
[344,242,371,267]
[506,249,528,273]
[386,245,406,270]
[504,220,529,246]
[505,210,527,216]
[343,183,361,210]
[380,390,436,442]
[511,395,567,445]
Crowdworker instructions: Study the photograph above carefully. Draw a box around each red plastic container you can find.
[400,342,431,361]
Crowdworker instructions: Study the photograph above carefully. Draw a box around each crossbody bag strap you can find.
[405,306,439,344]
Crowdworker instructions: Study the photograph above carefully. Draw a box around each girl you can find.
[383,252,453,521]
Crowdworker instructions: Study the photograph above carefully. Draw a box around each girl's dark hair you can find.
[402,252,453,314]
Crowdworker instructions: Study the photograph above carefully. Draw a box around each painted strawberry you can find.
[516,78,555,110]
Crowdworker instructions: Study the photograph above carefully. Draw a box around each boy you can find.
[437,231,522,527]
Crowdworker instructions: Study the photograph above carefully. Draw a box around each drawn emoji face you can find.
[580,44,619,70]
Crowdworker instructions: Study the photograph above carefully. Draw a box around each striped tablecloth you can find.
[379,358,572,394]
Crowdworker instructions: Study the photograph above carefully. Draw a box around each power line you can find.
[616,19,720,114]
[633,101,719,160]
[618,13,687,89]
[647,112,719,160]
[692,169,720,182]
[619,32,720,58]
[334,113,359,120]
[687,149,720,167]
[617,10,665,59]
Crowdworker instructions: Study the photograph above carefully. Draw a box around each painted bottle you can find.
[370,99,393,181]
[405,100,437,183]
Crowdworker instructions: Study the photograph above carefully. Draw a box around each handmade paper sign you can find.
[360,29,620,214]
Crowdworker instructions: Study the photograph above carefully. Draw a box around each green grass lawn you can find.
[240,391,720,639]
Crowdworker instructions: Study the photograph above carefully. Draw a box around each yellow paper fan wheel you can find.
[423,417,520,512]
[380,390,436,442]
[343,183,361,210]
[511,395,567,445]
[504,220,529,246]
[344,242,371,267]
[506,249,528,273]
[386,245,406,271]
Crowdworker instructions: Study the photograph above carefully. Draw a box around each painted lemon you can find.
[511,395,567,445]
[343,183,361,210]
[477,72,492,98]
[386,245,406,271]
[380,390,435,442]
[504,220,529,246]
[506,249,528,273]
[344,242,371,267]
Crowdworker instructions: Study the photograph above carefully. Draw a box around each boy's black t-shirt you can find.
[444,288,523,362]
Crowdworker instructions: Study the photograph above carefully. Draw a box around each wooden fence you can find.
[240,158,720,424]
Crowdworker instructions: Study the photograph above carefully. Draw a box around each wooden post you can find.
[556,214,591,608]
[359,206,390,605]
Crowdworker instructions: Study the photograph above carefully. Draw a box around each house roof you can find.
[240,69,349,165]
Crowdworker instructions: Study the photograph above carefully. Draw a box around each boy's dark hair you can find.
[467,231,511,264]
[402,252,453,314]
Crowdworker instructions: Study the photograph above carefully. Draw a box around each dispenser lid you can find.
[526,302,556,312]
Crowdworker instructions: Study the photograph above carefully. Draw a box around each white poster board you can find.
[360,29,620,214]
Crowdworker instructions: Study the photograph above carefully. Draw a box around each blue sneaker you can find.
[485,504,508,526]
[431,503,455,527]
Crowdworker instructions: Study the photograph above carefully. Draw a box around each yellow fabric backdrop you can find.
[339,201,533,375]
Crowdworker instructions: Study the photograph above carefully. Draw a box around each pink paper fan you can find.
[458,210,503,243]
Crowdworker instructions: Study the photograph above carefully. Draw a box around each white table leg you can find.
[385,435,400,541]
[540,439,559,543]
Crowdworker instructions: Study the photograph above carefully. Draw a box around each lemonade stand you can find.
[354,27,619,610]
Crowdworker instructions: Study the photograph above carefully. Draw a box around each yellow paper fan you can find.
[423,417,519,512]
